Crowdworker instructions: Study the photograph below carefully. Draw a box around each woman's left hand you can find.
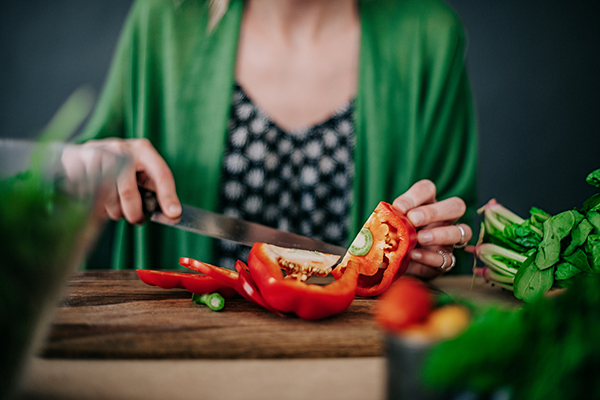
[392,180,472,280]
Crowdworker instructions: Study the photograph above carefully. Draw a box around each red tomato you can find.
[373,276,433,333]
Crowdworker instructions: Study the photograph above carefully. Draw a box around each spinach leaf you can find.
[536,210,582,270]
[586,210,600,232]
[554,262,583,281]
[582,194,600,214]
[586,168,600,188]
[585,234,600,272]
[563,219,594,256]
[562,248,592,273]
[529,207,551,230]
[514,254,554,302]
[504,221,542,249]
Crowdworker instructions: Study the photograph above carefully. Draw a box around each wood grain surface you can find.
[39,271,519,360]
[40,270,384,359]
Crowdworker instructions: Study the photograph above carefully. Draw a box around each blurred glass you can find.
[0,139,129,399]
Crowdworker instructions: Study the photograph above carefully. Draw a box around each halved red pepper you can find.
[246,243,359,320]
[136,269,238,298]
[332,201,417,297]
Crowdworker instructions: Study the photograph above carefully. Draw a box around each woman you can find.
[79,0,477,279]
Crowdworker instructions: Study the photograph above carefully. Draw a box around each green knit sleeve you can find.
[414,4,478,214]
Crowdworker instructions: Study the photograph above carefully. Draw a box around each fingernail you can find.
[419,231,433,244]
[394,200,410,214]
[411,250,422,260]
[168,204,182,216]
[408,210,424,225]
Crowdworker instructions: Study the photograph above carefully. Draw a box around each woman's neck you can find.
[236,0,360,132]
[243,0,358,45]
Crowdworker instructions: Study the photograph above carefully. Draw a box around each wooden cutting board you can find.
[40,270,384,359]
[40,270,519,360]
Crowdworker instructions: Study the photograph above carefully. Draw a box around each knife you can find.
[139,187,347,256]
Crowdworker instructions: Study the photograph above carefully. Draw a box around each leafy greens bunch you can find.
[421,271,600,400]
[470,168,600,302]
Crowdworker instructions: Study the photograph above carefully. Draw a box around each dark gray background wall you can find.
[1,1,599,221]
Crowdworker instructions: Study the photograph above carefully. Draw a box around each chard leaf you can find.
[562,249,591,273]
[585,234,600,272]
[514,255,554,302]
[554,262,583,281]
[536,211,582,270]
[563,219,594,256]
[586,168,600,188]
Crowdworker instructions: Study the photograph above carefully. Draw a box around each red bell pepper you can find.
[332,201,417,297]
[179,257,283,315]
[233,260,284,316]
[246,243,359,320]
[136,269,238,298]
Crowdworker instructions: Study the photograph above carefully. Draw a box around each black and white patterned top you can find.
[214,83,355,270]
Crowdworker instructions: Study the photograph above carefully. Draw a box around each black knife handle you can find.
[139,186,160,215]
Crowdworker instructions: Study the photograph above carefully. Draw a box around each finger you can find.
[392,179,436,214]
[105,203,124,221]
[417,223,473,247]
[116,167,145,225]
[406,196,466,227]
[404,260,443,280]
[104,184,124,221]
[132,139,181,218]
[409,247,456,270]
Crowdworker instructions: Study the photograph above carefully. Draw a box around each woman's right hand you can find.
[64,138,181,224]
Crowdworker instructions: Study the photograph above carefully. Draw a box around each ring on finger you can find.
[453,224,468,249]
[436,250,456,273]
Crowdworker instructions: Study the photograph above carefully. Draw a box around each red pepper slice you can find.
[136,269,238,298]
[234,260,284,316]
[179,257,239,288]
[179,257,282,314]
[247,243,359,320]
[332,201,417,297]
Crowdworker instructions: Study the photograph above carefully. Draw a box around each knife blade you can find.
[140,187,346,256]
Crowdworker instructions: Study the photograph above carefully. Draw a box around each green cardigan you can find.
[80,0,478,271]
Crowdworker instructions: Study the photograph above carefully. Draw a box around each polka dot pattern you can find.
[214,83,355,270]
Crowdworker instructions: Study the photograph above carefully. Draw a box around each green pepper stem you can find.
[192,292,225,311]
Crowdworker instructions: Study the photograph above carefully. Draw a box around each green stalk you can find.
[192,292,225,311]
[478,199,525,235]
[475,243,524,276]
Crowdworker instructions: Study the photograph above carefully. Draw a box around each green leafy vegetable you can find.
[586,169,600,188]
[553,262,582,281]
[422,273,600,400]
[513,255,553,302]
[471,168,600,301]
